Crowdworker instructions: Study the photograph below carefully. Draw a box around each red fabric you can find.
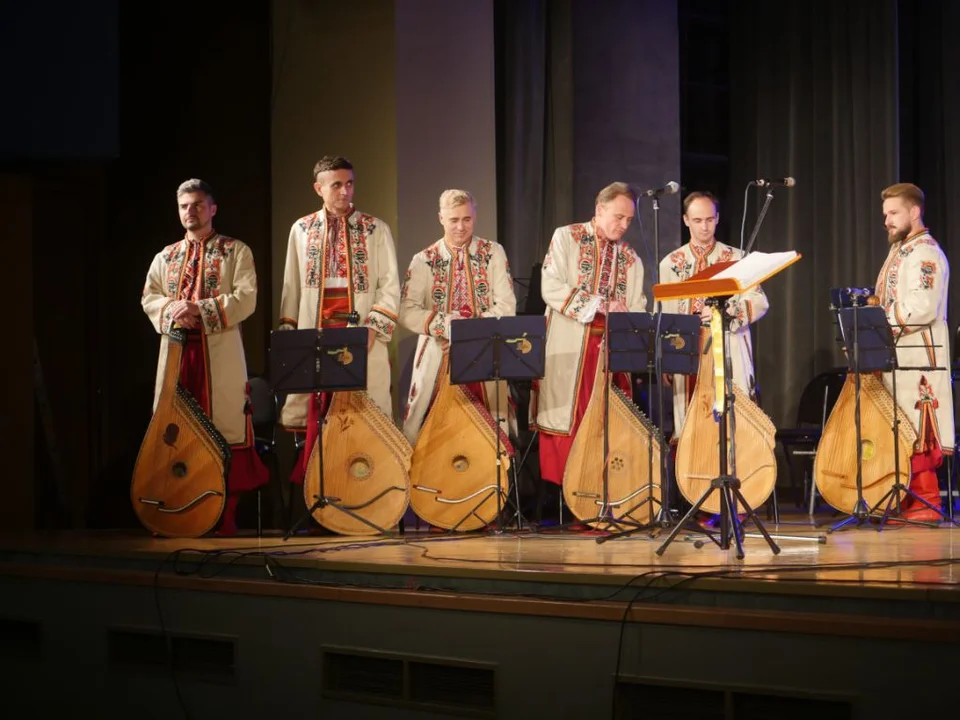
[902,393,945,509]
[289,289,352,485]
[905,448,943,507]
[179,331,210,415]
[178,331,269,495]
[540,314,632,486]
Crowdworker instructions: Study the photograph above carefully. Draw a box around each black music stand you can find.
[447,315,546,532]
[594,311,701,542]
[850,314,959,530]
[268,326,384,540]
[826,302,900,532]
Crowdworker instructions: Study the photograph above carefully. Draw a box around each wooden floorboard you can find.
[1,513,958,601]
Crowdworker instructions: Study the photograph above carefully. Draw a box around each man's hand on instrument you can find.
[662,373,673,387]
[700,306,713,322]
[171,300,201,329]
[367,328,376,351]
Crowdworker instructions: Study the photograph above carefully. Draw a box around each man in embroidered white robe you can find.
[536,182,647,486]
[142,178,268,535]
[876,183,954,522]
[659,192,769,440]
[278,155,401,482]
[399,189,517,444]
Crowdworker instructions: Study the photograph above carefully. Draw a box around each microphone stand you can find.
[650,194,672,527]
[743,185,775,256]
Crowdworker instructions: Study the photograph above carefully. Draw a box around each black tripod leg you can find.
[724,487,746,559]
[595,519,658,544]
[732,487,781,555]
[871,486,900,531]
[283,498,324,540]
[656,487,715,556]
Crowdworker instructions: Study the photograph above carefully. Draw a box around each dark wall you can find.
[10,2,273,529]
[0,0,119,160]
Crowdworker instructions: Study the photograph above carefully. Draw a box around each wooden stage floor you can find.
[2,512,958,605]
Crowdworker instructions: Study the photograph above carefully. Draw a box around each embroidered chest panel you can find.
[666,244,736,313]
[571,225,635,302]
[164,235,237,300]
[299,212,376,294]
[878,236,938,309]
[421,238,497,314]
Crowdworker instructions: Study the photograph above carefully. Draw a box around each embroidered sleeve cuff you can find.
[426,310,447,338]
[726,299,750,332]
[198,297,226,334]
[562,287,603,323]
[365,306,397,340]
[160,300,175,334]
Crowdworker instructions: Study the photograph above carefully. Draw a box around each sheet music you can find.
[712,250,799,288]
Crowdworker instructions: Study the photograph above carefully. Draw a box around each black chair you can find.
[248,375,287,535]
[775,368,847,515]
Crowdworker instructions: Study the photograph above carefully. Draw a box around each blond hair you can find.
[881,183,925,213]
[439,189,477,211]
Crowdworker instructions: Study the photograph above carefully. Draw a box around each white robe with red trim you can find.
[535,221,647,436]
[278,207,401,427]
[657,241,769,439]
[875,230,954,452]
[142,234,259,446]
[399,237,517,444]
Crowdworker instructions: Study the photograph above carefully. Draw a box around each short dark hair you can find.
[176,178,215,204]
[682,191,719,215]
[313,155,354,181]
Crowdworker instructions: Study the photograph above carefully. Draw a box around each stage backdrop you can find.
[270,0,499,418]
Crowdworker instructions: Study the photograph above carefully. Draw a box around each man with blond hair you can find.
[535,182,647,487]
[875,182,953,522]
[399,189,517,443]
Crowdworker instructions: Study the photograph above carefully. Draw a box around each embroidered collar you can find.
[443,236,473,254]
[689,240,716,256]
[184,230,217,245]
[323,205,357,227]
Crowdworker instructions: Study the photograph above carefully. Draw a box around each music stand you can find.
[823,302,900,532]
[594,311,701,543]
[652,252,801,557]
[831,308,960,530]
[447,315,546,532]
[268,326,385,540]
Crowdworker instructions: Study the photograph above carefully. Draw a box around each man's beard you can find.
[888,226,909,245]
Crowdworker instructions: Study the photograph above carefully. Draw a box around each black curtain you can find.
[899,0,960,345]
[728,0,900,426]
[494,0,574,313]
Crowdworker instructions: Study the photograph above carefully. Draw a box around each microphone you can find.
[641,181,680,197]
[755,177,796,188]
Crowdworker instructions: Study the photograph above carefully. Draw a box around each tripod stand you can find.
[556,293,657,533]
[867,327,960,530]
[269,323,394,540]
[656,297,780,559]
[594,310,701,544]
[656,299,782,558]
[444,315,546,533]
[822,296,928,532]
